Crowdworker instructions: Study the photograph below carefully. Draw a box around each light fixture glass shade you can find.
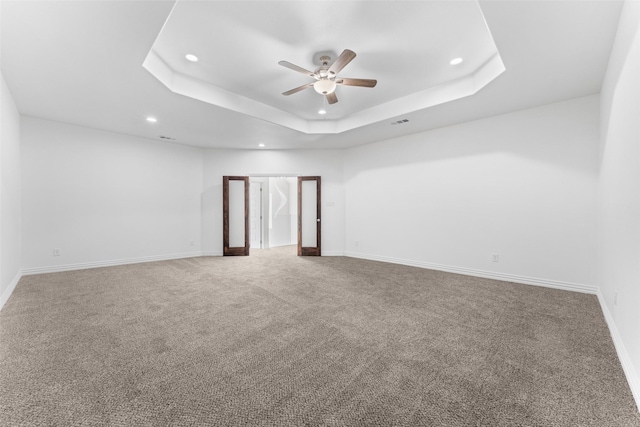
[313,79,336,95]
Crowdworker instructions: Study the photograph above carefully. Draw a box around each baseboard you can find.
[201,251,223,257]
[343,251,598,294]
[597,290,640,412]
[0,271,23,312]
[321,251,345,256]
[12,249,638,412]
[344,251,637,412]
[21,251,205,275]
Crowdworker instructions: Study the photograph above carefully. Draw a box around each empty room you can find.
[1,0,639,425]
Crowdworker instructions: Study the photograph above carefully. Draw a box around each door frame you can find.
[298,176,321,256]
[223,176,250,256]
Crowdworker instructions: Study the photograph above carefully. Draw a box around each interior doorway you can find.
[223,175,321,256]
[249,177,298,250]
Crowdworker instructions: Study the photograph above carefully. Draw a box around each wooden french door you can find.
[223,176,249,256]
[298,176,321,256]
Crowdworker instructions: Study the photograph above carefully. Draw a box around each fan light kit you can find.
[185,54,199,62]
[314,78,336,95]
[146,116,157,123]
[450,57,463,65]
[279,49,377,105]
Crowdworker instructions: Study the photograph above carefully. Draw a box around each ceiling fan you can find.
[278,49,377,105]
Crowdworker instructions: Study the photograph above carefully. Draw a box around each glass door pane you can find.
[301,180,317,247]
[298,176,321,256]
[228,180,245,248]
[223,176,249,256]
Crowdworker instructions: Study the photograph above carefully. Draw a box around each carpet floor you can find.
[1,246,638,426]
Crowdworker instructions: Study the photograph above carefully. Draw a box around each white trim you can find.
[201,251,223,257]
[321,251,345,257]
[248,173,300,178]
[11,249,639,413]
[597,290,640,412]
[143,41,505,135]
[21,252,205,276]
[0,271,23,312]
[343,251,598,294]
[344,251,639,412]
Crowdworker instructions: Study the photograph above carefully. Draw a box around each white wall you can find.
[202,149,344,256]
[344,95,599,292]
[21,117,203,272]
[0,73,22,309]
[598,0,640,407]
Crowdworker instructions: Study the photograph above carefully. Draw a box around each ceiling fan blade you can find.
[278,61,315,77]
[282,82,314,96]
[336,78,377,88]
[326,92,338,105]
[328,49,356,76]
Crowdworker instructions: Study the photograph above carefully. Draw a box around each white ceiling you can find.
[1,1,623,150]
[146,0,504,132]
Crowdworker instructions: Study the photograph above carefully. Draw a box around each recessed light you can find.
[185,54,199,62]
[318,109,327,115]
[258,143,265,147]
[146,116,157,123]
[450,57,463,65]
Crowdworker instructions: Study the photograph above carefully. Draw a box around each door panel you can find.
[223,176,249,256]
[298,176,321,256]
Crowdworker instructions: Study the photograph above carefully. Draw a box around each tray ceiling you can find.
[0,1,624,149]
[145,1,504,134]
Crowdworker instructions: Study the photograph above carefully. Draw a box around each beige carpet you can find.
[1,245,638,426]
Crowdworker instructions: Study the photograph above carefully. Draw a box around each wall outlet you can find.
[190,240,195,246]
[53,248,61,257]
[355,241,359,247]
[492,253,499,262]
[614,291,618,307]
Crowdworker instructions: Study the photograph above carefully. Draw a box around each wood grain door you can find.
[298,176,321,256]
[223,176,249,256]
